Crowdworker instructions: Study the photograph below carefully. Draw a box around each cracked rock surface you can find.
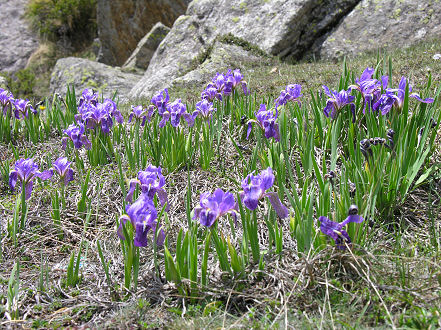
[317,0,441,60]
[0,0,39,73]
[129,0,360,99]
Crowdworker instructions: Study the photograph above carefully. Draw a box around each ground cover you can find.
[1,40,441,329]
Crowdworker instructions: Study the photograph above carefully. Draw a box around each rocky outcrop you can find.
[171,41,266,91]
[0,0,39,73]
[129,0,360,99]
[97,0,191,66]
[123,23,170,71]
[50,57,141,103]
[318,0,441,60]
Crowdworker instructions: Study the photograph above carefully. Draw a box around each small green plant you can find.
[66,241,88,287]
[26,0,97,48]
[6,261,20,320]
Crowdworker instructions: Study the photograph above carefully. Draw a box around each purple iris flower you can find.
[128,105,148,126]
[240,168,289,219]
[201,85,222,102]
[192,99,216,123]
[50,157,74,186]
[319,205,364,250]
[373,76,434,115]
[348,68,385,113]
[158,99,194,128]
[226,69,249,95]
[192,188,238,227]
[13,99,36,119]
[62,123,92,150]
[102,99,123,124]
[322,86,356,122]
[9,158,53,200]
[246,104,280,141]
[212,72,233,96]
[275,84,302,109]
[78,88,98,108]
[82,103,114,134]
[151,88,170,114]
[126,165,169,212]
[0,88,14,115]
[118,194,165,247]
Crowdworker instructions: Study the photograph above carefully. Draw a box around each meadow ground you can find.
[1,39,441,329]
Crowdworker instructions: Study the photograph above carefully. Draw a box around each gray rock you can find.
[50,57,142,103]
[123,23,170,71]
[318,0,441,60]
[171,41,265,91]
[0,76,8,89]
[129,0,359,99]
[97,0,191,66]
[0,0,39,73]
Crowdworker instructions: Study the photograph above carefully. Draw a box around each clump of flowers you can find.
[9,158,53,200]
[193,189,238,227]
[75,97,123,134]
[149,89,194,128]
[201,69,249,102]
[275,84,302,109]
[246,104,280,141]
[349,67,390,113]
[372,76,434,115]
[322,86,356,122]
[117,164,168,290]
[319,205,364,249]
[240,167,289,219]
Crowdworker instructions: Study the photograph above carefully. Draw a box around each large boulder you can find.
[318,0,441,60]
[0,0,39,73]
[123,22,171,71]
[129,0,360,99]
[172,41,266,92]
[50,57,142,103]
[97,0,191,66]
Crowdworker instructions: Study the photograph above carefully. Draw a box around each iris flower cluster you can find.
[246,104,280,141]
[0,88,39,120]
[201,69,249,102]
[275,84,303,109]
[372,76,434,115]
[75,90,123,134]
[193,167,288,228]
[118,165,168,247]
[149,88,195,128]
[325,68,435,120]
[62,89,123,149]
